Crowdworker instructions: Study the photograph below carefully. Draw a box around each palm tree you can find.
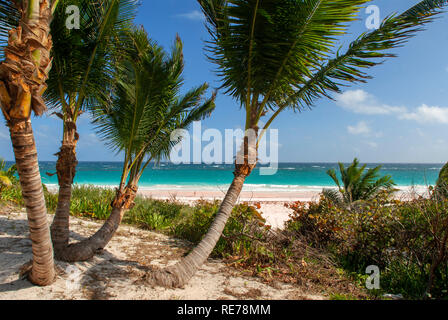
[0,157,16,190]
[44,0,139,259]
[150,0,448,288]
[434,161,448,198]
[0,0,60,285]
[54,28,216,262]
[323,158,395,207]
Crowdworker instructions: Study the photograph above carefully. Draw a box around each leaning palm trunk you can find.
[54,184,137,262]
[151,173,246,287]
[51,115,79,256]
[151,137,256,287]
[0,0,57,286]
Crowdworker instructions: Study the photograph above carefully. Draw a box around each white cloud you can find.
[337,90,448,125]
[176,10,204,21]
[347,121,371,135]
[335,90,406,115]
[399,104,448,124]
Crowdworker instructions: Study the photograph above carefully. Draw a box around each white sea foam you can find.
[44,182,433,194]
[134,184,335,193]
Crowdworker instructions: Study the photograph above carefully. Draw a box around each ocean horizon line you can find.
[17,160,446,165]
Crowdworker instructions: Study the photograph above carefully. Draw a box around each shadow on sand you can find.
[0,213,187,298]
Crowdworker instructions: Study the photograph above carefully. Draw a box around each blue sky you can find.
[1,0,448,163]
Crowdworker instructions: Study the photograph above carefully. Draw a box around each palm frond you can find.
[322,188,344,207]
[0,0,20,60]
[326,168,341,190]
[326,158,396,205]
[93,28,216,181]
[45,0,139,115]
[199,0,369,107]
[279,0,448,112]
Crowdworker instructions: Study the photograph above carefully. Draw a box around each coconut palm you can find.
[0,0,60,285]
[323,158,395,207]
[434,161,448,198]
[54,27,216,262]
[44,0,138,260]
[0,157,16,190]
[150,0,448,287]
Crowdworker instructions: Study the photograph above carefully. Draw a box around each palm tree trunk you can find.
[51,118,79,257]
[55,206,126,262]
[0,0,57,286]
[149,131,257,288]
[55,185,137,262]
[8,119,55,285]
[150,172,247,288]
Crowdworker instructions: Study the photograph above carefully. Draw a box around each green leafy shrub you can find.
[285,189,448,299]
[286,193,399,272]
[285,198,341,249]
[170,200,220,243]
[213,202,268,260]
[387,195,448,299]
[169,200,268,258]
[64,185,115,219]
[168,200,349,292]
[123,197,186,230]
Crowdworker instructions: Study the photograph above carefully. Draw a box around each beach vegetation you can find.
[0,158,16,191]
[286,189,448,299]
[44,185,367,297]
[5,179,447,299]
[0,158,21,205]
[434,161,448,199]
[0,183,23,205]
[323,158,396,207]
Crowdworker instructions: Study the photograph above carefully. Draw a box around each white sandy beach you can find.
[0,210,326,300]
[138,189,320,202]
[136,189,319,230]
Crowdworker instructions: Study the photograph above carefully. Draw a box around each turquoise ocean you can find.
[7,162,443,192]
